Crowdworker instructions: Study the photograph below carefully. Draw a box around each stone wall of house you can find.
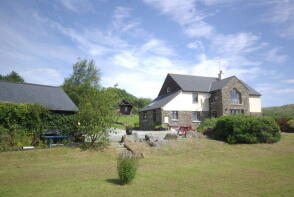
[139,108,162,130]
[221,77,250,115]
[161,110,210,129]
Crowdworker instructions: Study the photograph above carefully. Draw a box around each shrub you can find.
[286,119,294,131]
[276,119,289,132]
[197,118,218,134]
[44,113,78,136]
[117,156,138,184]
[213,115,281,144]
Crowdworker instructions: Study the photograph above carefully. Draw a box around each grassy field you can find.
[115,114,139,129]
[0,133,294,197]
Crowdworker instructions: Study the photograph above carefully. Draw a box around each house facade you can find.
[139,72,261,130]
[118,99,133,115]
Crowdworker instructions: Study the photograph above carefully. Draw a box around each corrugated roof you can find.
[0,81,78,112]
[141,91,180,111]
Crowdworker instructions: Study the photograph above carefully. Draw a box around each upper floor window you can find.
[171,111,178,120]
[143,112,147,120]
[230,88,241,104]
[167,87,171,93]
[192,93,198,103]
[192,111,201,121]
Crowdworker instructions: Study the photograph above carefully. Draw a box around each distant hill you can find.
[105,87,152,114]
[263,104,294,119]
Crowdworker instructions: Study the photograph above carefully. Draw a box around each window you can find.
[153,110,156,122]
[171,111,178,120]
[211,111,217,118]
[124,106,128,112]
[230,88,241,104]
[192,111,201,121]
[167,87,171,93]
[192,93,198,103]
[143,112,147,120]
[230,109,244,115]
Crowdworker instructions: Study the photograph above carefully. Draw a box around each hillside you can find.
[263,104,294,119]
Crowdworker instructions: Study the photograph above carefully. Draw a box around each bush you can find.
[44,113,78,136]
[286,119,294,131]
[197,118,218,134]
[213,115,281,144]
[117,156,138,184]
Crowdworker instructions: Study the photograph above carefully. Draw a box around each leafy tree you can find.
[77,89,117,147]
[0,71,24,82]
[62,59,101,106]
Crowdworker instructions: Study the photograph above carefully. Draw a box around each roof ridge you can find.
[168,73,217,79]
[0,80,60,89]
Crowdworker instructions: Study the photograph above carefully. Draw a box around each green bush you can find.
[213,115,281,144]
[117,156,138,184]
[197,118,218,134]
[286,119,294,130]
[44,113,78,136]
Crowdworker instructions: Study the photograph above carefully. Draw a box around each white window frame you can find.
[171,111,178,121]
[167,87,171,93]
[192,93,198,103]
[192,111,201,122]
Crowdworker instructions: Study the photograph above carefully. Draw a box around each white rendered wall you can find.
[162,91,210,111]
[249,96,261,112]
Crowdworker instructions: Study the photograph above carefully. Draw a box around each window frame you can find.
[192,111,201,122]
[171,111,178,121]
[230,88,242,104]
[192,92,198,103]
[167,87,171,93]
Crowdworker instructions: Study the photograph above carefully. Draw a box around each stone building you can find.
[139,72,261,130]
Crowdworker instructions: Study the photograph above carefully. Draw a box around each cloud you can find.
[282,79,294,84]
[22,68,64,85]
[264,48,287,63]
[59,0,93,13]
[261,0,294,39]
[143,0,214,38]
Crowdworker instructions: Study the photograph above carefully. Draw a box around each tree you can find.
[77,89,117,147]
[62,59,100,106]
[0,71,24,83]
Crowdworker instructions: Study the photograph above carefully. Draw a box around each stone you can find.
[164,133,178,140]
[132,133,139,142]
[120,135,135,143]
[123,142,145,158]
[185,131,197,138]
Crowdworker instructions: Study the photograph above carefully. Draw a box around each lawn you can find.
[114,114,139,129]
[0,133,294,197]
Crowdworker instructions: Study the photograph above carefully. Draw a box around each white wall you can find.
[162,91,210,111]
[249,96,261,113]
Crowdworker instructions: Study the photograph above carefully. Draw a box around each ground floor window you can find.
[143,112,147,120]
[171,111,178,120]
[192,111,201,121]
[230,109,244,115]
[211,111,217,118]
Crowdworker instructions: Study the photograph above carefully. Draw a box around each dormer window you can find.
[192,93,198,103]
[167,87,171,93]
[231,88,241,104]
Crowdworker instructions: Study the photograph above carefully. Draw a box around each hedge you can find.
[213,115,281,144]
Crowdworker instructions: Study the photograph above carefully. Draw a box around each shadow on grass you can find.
[106,178,122,185]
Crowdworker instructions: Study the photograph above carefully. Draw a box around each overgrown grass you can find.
[114,115,139,129]
[0,133,294,197]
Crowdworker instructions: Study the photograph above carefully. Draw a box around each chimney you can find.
[218,70,223,80]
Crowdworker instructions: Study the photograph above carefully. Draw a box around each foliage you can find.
[117,155,138,184]
[263,104,294,120]
[77,89,117,146]
[0,71,24,83]
[44,113,78,136]
[105,87,152,114]
[213,115,281,144]
[154,124,167,130]
[197,118,218,134]
[62,59,101,106]
[287,119,294,130]
[115,115,139,129]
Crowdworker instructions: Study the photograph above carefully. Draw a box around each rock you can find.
[148,140,168,148]
[145,134,159,142]
[185,131,197,138]
[120,135,135,143]
[132,133,139,142]
[164,133,178,140]
[123,142,145,158]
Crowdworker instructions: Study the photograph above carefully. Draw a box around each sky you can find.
[0,0,293,107]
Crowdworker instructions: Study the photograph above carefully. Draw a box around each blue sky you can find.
[0,0,293,107]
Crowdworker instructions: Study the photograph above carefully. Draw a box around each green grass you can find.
[1,133,294,197]
[114,114,139,129]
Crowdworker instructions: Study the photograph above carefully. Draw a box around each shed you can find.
[119,99,133,115]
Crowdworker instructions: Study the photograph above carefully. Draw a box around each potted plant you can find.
[125,124,133,135]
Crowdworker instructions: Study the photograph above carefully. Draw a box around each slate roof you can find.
[170,73,261,96]
[141,74,261,111]
[141,91,180,111]
[0,81,78,112]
